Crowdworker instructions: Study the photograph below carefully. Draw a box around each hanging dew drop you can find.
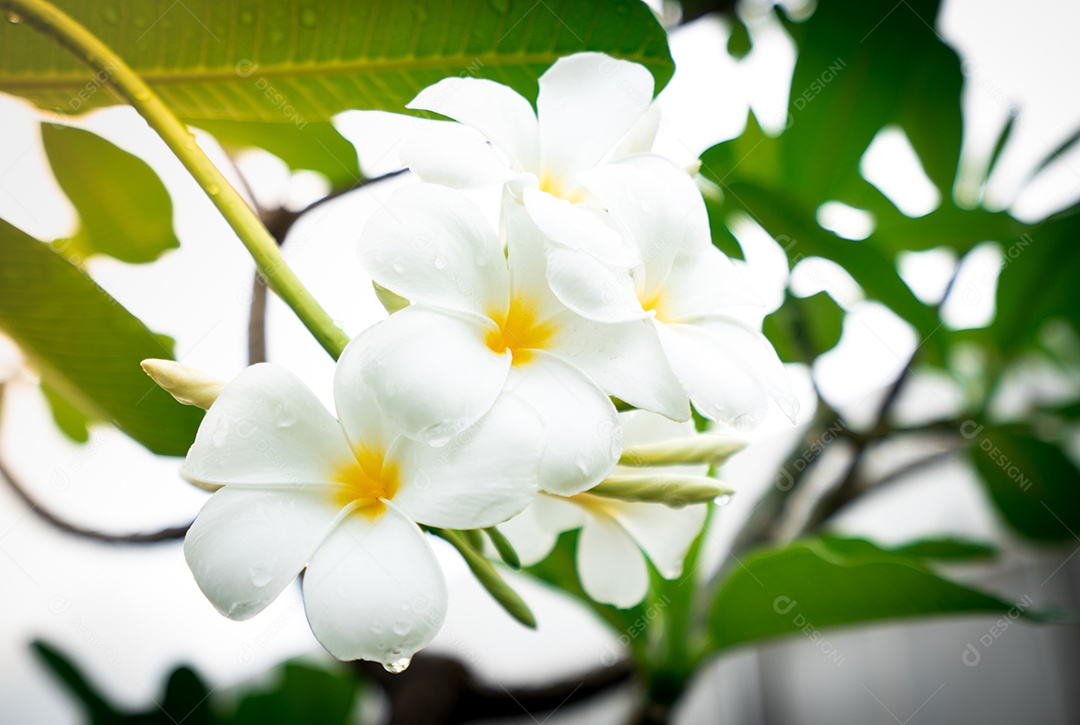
[714,493,733,506]
[5,11,21,23]
[383,656,411,674]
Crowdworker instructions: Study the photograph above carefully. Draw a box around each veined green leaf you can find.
[196,119,360,187]
[0,218,202,456]
[709,537,1054,654]
[0,0,674,120]
[41,123,179,264]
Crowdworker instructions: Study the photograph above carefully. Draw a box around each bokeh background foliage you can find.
[0,0,1077,722]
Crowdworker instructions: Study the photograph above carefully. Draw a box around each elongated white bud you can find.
[140,359,224,410]
[588,474,733,508]
[618,434,745,468]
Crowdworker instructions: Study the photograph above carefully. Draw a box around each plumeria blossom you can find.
[401,53,663,319]
[353,183,691,495]
[527,155,799,430]
[181,361,543,669]
[402,52,660,203]
[500,411,710,608]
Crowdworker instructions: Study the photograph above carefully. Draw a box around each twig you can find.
[247,169,407,365]
[0,455,190,544]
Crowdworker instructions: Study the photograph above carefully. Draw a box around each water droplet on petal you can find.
[714,493,733,507]
[391,260,405,274]
[393,619,411,636]
[433,255,447,270]
[383,656,411,674]
[249,563,272,587]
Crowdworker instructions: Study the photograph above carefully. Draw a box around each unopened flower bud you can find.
[141,359,224,410]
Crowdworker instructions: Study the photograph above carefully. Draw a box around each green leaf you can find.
[40,381,91,443]
[969,425,1080,542]
[40,124,179,264]
[1,0,673,120]
[817,535,995,561]
[708,537,1050,653]
[196,120,361,187]
[231,663,356,725]
[0,218,203,456]
[762,291,844,363]
[31,641,124,723]
[993,207,1080,354]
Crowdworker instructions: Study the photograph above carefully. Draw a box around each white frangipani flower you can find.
[527,155,799,430]
[500,411,710,608]
[354,183,690,495]
[401,53,662,320]
[402,52,659,203]
[182,361,543,670]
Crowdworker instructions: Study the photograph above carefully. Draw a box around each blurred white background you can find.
[1,0,1079,722]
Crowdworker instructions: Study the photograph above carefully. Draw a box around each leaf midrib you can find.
[0,49,671,90]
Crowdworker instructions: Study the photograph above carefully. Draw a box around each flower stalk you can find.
[2,0,350,359]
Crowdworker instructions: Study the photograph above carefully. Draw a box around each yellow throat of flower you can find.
[486,294,556,365]
[538,172,586,204]
[330,447,400,519]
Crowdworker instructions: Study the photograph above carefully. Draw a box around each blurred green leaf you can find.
[231,663,356,725]
[32,640,123,724]
[763,291,844,363]
[0,0,673,120]
[196,120,361,187]
[40,381,91,443]
[970,425,1080,542]
[992,207,1080,354]
[884,538,996,561]
[0,218,203,456]
[726,16,751,59]
[709,537,1051,653]
[160,667,215,725]
[40,124,179,264]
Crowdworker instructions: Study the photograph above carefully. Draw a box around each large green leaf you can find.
[231,663,356,725]
[0,218,202,455]
[40,123,179,264]
[196,119,361,187]
[709,536,1050,653]
[992,206,1080,354]
[0,0,673,120]
[970,425,1080,543]
[762,291,844,363]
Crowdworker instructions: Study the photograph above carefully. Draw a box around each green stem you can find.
[4,0,349,359]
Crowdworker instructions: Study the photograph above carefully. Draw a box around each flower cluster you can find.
[164,53,795,672]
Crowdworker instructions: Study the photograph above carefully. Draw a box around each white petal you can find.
[184,487,341,620]
[577,511,649,608]
[355,306,511,446]
[400,123,515,188]
[548,313,689,421]
[358,184,508,318]
[499,495,586,567]
[303,507,447,665]
[335,336,402,456]
[393,391,543,529]
[608,501,708,580]
[695,315,799,422]
[186,364,352,486]
[610,104,661,160]
[408,77,539,171]
[661,244,761,321]
[523,190,645,323]
[654,320,769,430]
[503,195,570,324]
[537,53,655,180]
[505,351,619,495]
[579,155,709,290]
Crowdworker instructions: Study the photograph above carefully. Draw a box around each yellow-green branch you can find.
[2,0,349,359]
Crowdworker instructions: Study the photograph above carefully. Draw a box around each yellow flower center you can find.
[538,171,587,204]
[639,287,668,323]
[329,447,400,519]
[486,294,556,365]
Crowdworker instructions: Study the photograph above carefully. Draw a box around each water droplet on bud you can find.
[6,11,21,23]
[714,493,733,506]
